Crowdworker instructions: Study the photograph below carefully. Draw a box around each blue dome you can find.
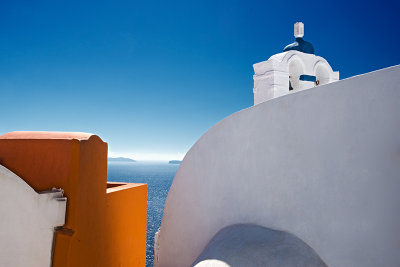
[283,37,314,54]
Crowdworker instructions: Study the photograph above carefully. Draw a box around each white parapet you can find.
[0,165,66,267]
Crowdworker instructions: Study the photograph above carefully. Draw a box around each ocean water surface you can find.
[107,161,179,267]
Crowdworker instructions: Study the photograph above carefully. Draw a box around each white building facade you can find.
[0,164,66,267]
[253,22,339,105]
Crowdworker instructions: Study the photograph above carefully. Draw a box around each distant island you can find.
[169,160,182,164]
[108,157,136,162]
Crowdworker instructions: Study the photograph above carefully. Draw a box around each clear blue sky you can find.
[0,0,398,160]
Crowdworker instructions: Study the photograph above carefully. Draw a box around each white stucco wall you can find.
[0,164,66,267]
[155,65,400,267]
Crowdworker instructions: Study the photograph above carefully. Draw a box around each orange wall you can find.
[106,183,147,266]
[0,132,147,267]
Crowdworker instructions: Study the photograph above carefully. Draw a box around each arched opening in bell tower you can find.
[315,64,330,86]
[289,59,304,91]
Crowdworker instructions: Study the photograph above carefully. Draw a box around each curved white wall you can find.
[0,165,66,267]
[155,65,400,267]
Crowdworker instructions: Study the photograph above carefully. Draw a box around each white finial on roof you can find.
[294,22,304,38]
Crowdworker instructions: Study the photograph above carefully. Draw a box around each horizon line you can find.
[108,151,185,161]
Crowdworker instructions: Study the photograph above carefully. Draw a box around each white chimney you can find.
[294,22,304,38]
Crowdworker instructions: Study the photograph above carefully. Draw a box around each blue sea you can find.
[107,161,179,267]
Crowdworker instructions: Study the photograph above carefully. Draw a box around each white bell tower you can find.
[253,22,339,105]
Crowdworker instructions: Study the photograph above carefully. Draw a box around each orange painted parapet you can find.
[0,131,147,267]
